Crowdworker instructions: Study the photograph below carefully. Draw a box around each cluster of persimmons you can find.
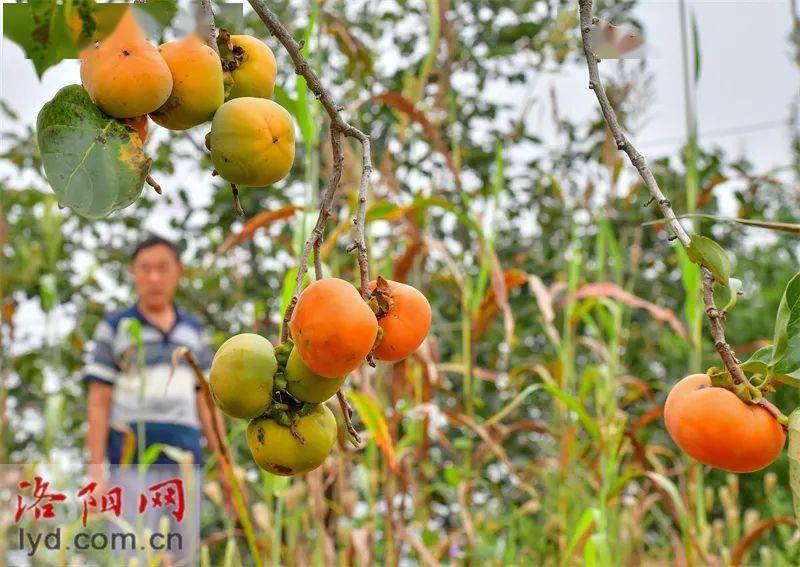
[210,278,432,475]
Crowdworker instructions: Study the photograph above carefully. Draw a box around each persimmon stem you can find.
[758,398,789,429]
[230,184,244,217]
[145,175,162,195]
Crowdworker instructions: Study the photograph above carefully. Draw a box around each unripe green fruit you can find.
[285,347,346,404]
[209,333,276,419]
[246,404,336,476]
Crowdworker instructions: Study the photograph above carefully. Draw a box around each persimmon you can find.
[209,333,277,419]
[246,404,336,476]
[121,115,149,143]
[209,97,295,186]
[289,278,378,378]
[664,373,785,473]
[150,34,225,130]
[227,35,278,100]
[79,9,172,118]
[370,278,431,361]
[285,346,346,404]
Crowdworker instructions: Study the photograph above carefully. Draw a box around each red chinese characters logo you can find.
[15,477,67,522]
[76,482,123,527]
[138,478,185,522]
[15,474,188,525]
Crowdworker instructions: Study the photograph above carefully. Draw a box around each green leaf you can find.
[366,200,400,221]
[273,85,298,118]
[561,509,596,567]
[771,273,800,375]
[131,1,177,32]
[686,234,731,287]
[541,383,601,442]
[690,9,702,83]
[788,409,800,523]
[3,3,77,77]
[293,2,319,152]
[741,344,773,376]
[443,465,461,486]
[675,244,701,331]
[36,85,149,219]
[774,370,800,389]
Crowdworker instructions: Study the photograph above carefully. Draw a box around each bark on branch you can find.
[245,0,374,342]
[577,0,747,385]
[245,2,373,445]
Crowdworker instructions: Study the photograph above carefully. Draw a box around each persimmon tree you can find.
[579,0,800,503]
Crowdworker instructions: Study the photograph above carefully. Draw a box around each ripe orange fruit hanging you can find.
[370,278,431,362]
[150,34,225,130]
[664,373,785,473]
[79,9,172,118]
[289,278,378,378]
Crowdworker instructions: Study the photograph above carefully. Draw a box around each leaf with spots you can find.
[36,85,150,219]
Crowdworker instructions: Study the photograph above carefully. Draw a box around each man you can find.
[84,235,226,562]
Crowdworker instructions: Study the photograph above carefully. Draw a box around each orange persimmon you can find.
[664,374,785,473]
[289,278,378,378]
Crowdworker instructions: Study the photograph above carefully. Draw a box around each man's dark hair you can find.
[130,235,181,262]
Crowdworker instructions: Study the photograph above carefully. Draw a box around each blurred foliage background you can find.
[2,0,800,564]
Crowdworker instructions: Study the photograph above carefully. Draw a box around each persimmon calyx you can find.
[368,276,395,319]
[708,367,733,389]
[216,29,244,71]
[707,365,761,401]
[707,366,788,426]
[215,29,241,99]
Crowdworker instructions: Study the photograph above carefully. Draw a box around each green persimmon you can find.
[246,404,336,476]
[285,347,346,404]
[209,333,276,419]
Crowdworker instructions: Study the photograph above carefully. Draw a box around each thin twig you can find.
[145,174,162,195]
[337,389,361,447]
[280,130,344,342]
[577,1,747,385]
[178,349,262,567]
[230,184,244,217]
[353,135,372,299]
[247,0,373,338]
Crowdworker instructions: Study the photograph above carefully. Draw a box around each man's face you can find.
[130,244,183,310]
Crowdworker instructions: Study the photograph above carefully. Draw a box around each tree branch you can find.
[246,0,374,337]
[577,0,747,385]
[337,389,362,446]
[177,348,262,567]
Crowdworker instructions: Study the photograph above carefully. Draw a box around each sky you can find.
[2,0,799,344]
